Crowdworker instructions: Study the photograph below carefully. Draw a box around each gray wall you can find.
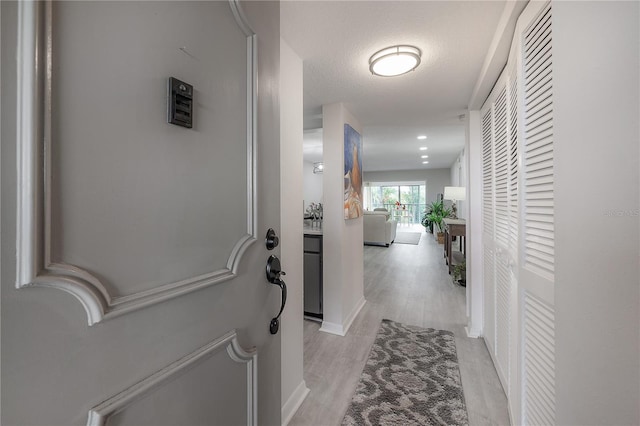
[303,160,323,211]
[363,168,452,204]
[553,1,639,424]
[450,150,467,220]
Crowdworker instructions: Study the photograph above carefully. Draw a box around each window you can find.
[365,183,426,224]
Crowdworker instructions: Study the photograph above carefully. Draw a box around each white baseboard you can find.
[319,297,366,337]
[319,320,345,336]
[343,296,366,335]
[281,380,310,426]
[465,325,481,338]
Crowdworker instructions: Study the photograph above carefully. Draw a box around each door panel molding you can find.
[86,330,258,426]
[14,0,258,325]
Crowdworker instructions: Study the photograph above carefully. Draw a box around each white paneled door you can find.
[2,1,282,424]
[480,1,555,424]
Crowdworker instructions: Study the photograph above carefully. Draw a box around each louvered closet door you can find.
[506,61,521,411]
[480,2,555,424]
[519,3,556,425]
[481,106,496,353]
[493,85,512,393]
[481,70,515,398]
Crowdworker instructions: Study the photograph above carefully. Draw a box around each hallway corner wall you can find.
[279,38,309,425]
[465,110,484,338]
[320,103,365,336]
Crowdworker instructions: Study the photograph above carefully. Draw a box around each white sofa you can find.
[363,210,397,246]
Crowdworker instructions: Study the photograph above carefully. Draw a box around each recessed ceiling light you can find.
[419,147,428,151]
[422,161,429,164]
[421,155,429,159]
[417,135,427,140]
[369,45,422,77]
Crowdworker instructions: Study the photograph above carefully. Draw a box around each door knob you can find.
[266,255,287,335]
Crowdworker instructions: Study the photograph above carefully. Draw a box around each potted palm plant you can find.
[425,201,451,244]
[421,200,444,233]
[421,202,435,233]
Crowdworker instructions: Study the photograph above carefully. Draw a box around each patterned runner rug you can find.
[342,320,469,426]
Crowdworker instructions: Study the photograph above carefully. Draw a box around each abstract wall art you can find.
[344,124,363,219]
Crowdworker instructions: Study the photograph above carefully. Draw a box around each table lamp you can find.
[443,186,466,219]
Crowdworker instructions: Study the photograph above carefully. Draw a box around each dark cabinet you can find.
[303,234,322,318]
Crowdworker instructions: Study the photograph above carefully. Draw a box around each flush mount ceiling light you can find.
[417,135,427,140]
[369,45,422,77]
[419,147,428,151]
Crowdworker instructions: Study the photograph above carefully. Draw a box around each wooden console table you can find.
[443,218,466,275]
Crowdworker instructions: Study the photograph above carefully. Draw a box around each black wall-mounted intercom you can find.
[167,77,193,128]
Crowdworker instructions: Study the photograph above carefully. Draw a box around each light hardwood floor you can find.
[289,227,510,426]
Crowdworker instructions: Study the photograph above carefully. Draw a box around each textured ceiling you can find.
[281,1,506,171]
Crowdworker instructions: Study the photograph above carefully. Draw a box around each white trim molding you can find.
[86,330,257,426]
[319,320,347,336]
[319,297,366,336]
[14,0,258,326]
[281,380,310,426]
[466,109,485,339]
[465,326,482,339]
[343,296,366,335]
